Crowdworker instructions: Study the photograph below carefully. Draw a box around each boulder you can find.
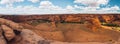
[9,29,46,44]
[0,27,7,44]
[0,36,7,44]
[1,25,15,41]
[0,18,23,31]
[20,29,45,44]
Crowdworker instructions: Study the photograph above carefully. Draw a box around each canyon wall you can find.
[1,14,120,23]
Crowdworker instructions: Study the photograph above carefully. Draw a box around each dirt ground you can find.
[20,22,120,43]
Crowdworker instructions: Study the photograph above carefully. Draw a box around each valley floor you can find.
[20,22,120,44]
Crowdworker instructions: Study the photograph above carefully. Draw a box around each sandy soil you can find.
[20,23,120,43]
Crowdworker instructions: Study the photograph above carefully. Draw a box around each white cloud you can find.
[0,0,119,14]
[97,0,109,5]
[0,1,72,14]
[73,0,120,13]
[38,1,77,13]
[110,5,120,10]
[101,5,120,11]
[73,4,120,14]
[28,0,39,3]
[39,1,53,9]
[66,5,74,10]
[83,7,98,11]
[40,1,52,6]
[0,0,24,4]
[80,5,120,13]
[0,5,119,14]
[65,5,75,12]
[0,0,39,4]
[74,0,109,7]
[39,1,63,10]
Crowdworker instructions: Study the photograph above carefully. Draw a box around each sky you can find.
[0,0,120,14]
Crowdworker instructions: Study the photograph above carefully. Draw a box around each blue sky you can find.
[0,0,120,14]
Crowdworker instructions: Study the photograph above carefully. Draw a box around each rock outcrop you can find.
[0,18,23,31]
[1,14,120,23]
[1,14,120,27]
[1,25,15,41]
[0,18,50,44]
[85,16,101,32]
[101,15,114,23]
[9,29,47,44]
[65,15,80,22]
[0,14,120,44]
[0,27,7,44]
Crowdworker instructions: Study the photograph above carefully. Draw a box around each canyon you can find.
[1,14,120,23]
[0,14,120,44]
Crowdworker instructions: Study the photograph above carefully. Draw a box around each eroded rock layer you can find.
[0,14,120,44]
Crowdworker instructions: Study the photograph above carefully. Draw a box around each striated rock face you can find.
[85,16,101,32]
[1,25,15,41]
[101,15,115,23]
[1,14,119,23]
[117,15,120,19]
[65,15,81,22]
[9,29,47,44]
[1,14,120,25]
[0,18,22,44]
[0,27,7,44]
[2,14,120,33]
[0,18,50,44]
[0,18,23,31]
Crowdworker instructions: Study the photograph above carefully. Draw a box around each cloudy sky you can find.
[0,0,120,14]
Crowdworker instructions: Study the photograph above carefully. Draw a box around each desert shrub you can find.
[30,21,40,26]
[112,27,120,31]
[80,20,85,24]
[30,20,51,26]
[61,20,85,24]
[61,21,84,24]
[37,20,51,23]
[101,22,107,25]
[102,23,120,27]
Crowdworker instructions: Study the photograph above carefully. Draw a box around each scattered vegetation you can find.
[61,21,85,24]
[112,27,120,31]
[101,22,120,31]
[101,22,120,27]
[28,20,51,26]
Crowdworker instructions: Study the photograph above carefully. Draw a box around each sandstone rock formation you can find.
[1,14,120,23]
[0,14,120,44]
[101,15,114,23]
[85,16,101,32]
[9,29,48,44]
[65,15,80,22]
[1,14,120,28]
[0,18,23,31]
[0,27,7,44]
[1,25,15,41]
[0,18,51,44]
